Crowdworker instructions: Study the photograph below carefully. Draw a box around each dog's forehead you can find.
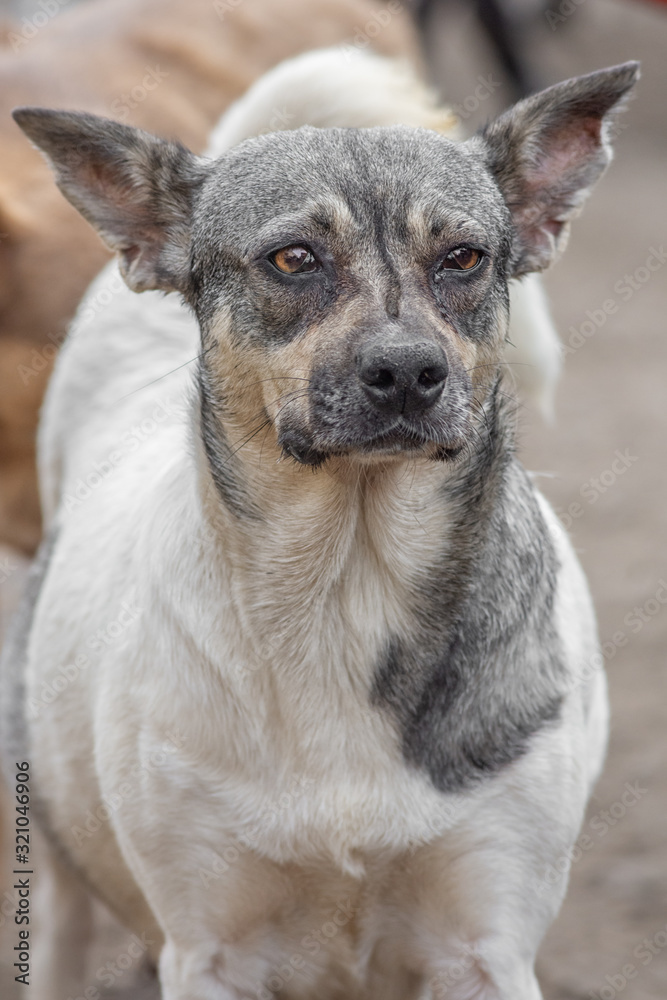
[198,126,508,250]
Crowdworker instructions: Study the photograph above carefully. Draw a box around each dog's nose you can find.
[357,341,448,416]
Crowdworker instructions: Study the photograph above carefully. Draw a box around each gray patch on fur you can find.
[372,385,565,792]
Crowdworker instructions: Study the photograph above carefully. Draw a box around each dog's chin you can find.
[278,424,465,467]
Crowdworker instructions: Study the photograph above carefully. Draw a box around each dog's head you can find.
[14,62,638,467]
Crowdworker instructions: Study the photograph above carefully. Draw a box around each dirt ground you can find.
[1,0,666,997]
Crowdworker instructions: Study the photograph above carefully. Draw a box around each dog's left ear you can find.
[479,62,639,276]
[12,108,207,295]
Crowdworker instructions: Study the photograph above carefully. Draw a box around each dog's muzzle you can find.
[277,329,470,465]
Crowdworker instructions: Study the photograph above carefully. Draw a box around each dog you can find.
[1,50,638,999]
[0,0,420,554]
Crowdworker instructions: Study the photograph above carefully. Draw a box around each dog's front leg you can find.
[108,816,289,1000]
[398,737,594,1000]
[158,938,240,1000]
[151,850,288,1000]
[403,828,562,1000]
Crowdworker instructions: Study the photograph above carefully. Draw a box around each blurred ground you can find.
[1,0,666,998]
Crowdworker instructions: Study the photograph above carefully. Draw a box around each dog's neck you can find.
[192,377,512,659]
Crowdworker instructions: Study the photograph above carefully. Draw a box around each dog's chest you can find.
[192,687,461,875]
[184,495,461,871]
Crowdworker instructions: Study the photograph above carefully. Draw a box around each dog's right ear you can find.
[12,108,207,295]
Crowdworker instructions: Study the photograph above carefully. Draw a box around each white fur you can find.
[27,50,601,1000]
[507,277,562,422]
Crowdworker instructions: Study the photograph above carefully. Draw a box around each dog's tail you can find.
[207,47,458,150]
[207,48,561,421]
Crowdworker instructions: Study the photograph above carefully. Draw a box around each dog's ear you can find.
[479,62,639,276]
[12,108,207,295]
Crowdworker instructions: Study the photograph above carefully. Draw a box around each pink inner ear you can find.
[83,159,146,213]
[514,114,604,258]
[542,218,564,239]
[77,157,160,257]
[122,244,142,266]
[530,115,603,187]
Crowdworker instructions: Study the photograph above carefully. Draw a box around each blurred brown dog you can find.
[0,0,419,553]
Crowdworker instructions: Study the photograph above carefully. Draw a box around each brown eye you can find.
[271,245,319,274]
[440,246,481,271]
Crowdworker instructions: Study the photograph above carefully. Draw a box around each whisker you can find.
[118,345,215,400]
[275,388,310,408]
[222,419,272,465]
[470,397,492,435]
[494,388,525,411]
[465,361,536,373]
[257,421,274,466]
[238,376,312,391]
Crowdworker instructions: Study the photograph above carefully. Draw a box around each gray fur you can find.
[12,108,206,294]
[0,532,56,785]
[198,363,263,519]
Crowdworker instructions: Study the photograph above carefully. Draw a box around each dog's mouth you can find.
[274,363,473,467]
[278,419,466,467]
[349,423,465,461]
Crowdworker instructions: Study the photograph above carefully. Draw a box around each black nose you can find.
[357,341,448,416]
